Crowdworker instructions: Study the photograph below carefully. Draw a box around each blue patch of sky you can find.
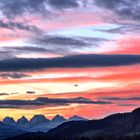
[49,24,120,40]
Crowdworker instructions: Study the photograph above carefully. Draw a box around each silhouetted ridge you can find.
[132,108,140,116]
[46,107,140,139]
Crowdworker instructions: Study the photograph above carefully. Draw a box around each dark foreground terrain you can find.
[5,133,140,140]
[4,107,140,140]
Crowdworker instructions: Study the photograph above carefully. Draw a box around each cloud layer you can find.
[0,97,111,109]
[0,0,80,18]
[0,54,140,71]
[95,0,140,21]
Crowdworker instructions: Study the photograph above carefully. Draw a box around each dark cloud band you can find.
[0,93,9,96]
[0,72,29,79]
[101,97,140,101]
[0,54,140,71]
[0,97,111,109]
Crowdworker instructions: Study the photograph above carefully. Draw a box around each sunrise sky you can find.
[0,0,140,120]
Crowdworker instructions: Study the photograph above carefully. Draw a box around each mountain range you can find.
[0,114,87,139]
[4,107,140,140]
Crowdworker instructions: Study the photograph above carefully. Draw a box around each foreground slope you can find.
[47,108,140,138]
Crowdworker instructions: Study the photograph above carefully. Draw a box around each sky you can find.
[0,0,140,120]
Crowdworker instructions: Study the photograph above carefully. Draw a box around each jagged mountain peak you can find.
[3,116,15,125]
[17,116,29,124]
[29,115,49,125]
[69,115,87,121]
[31,114,48,120]
[51,114,66,122]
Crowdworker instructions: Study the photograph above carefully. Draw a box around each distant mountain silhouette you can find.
[17,116,29,125]
[69,115,88,121]
[51,115,66,123]
[1,114,86,135]
[4,107,140,140]
[29,115,49,126]
[3,117,16,126]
